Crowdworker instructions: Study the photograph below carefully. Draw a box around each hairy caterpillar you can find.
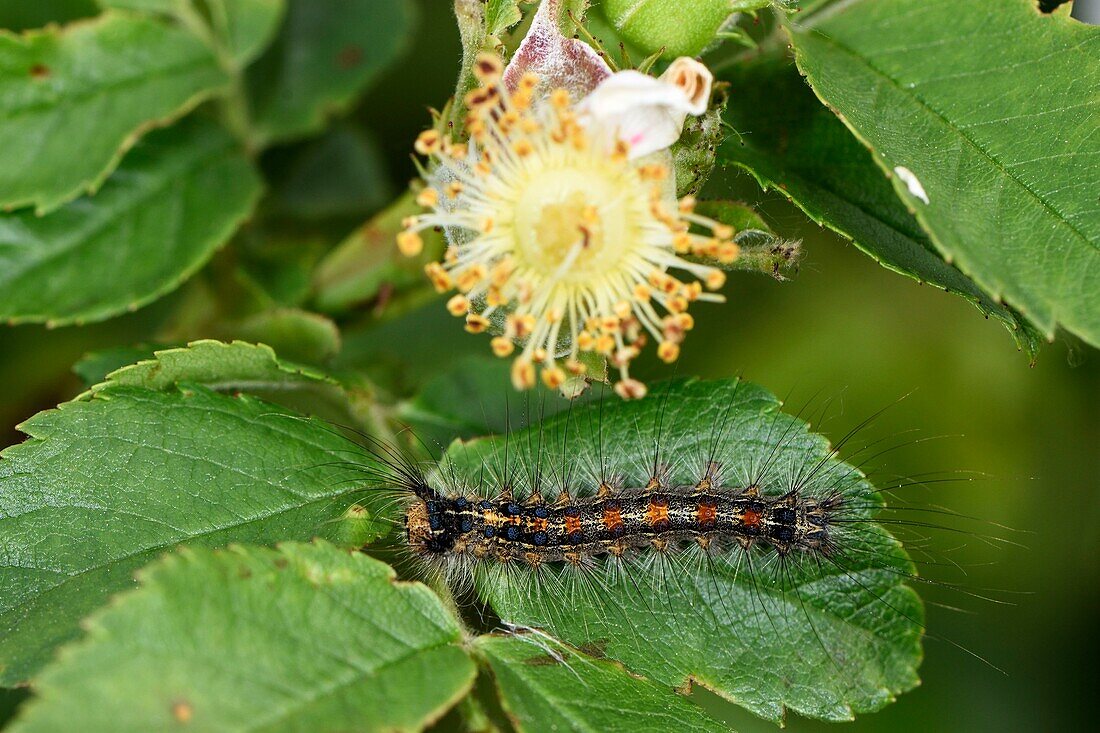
[341,377,995,723]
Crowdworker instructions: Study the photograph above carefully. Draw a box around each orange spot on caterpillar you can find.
[697,501,717,527]
[602,504,623,532]
[564,514,583,535]
[742,509,760,528]
[645,497,670,526]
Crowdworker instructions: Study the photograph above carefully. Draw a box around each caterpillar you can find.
[341,377,996,724]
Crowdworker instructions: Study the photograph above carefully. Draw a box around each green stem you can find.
[173,0,257,155]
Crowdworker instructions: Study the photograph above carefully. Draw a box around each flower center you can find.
[513,167,633,282]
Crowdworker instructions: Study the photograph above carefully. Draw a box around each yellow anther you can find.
[491,336,515,357]
[455,263,487,293]
[513,138,534,157]
[657,341,680,363]
[396,230,422,257]
[541,366,566,389]
[465,314,489,333]
[507,313,536,338]
[414,129,441,155]
[565,358,587,375]
[511,358,536,390]
[519,72,539,91]
[714,224,734,240]
[550,88,571,109]
[424,262,452,292]
[665,295,688,314]
[446,294,470,316]
[717,242,740,264]
[415,188,439,208]
[614,379,648,400]
[473,52,503,83]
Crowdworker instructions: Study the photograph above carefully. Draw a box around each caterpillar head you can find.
[405,498,458,555]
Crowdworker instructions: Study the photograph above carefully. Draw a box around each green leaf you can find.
[786,0,1100,346]
[394,355,583,453]
[312,191,444,315]
[96,1,178,12]
[92,338,329,392]
[11,543,476,732]
[0,117,262,327]
[223,308,342,364]
[441,378,922,723]
[0,687,29,728]
[206,0,285,65]
[246,0,416,144]
[271,125,393,221]
[0,382,388,684]
[0,0,99,32]
[72,344,165,387]
[718,57,1042,357]
[477,634,728,732]
[98,1,283,64]
[484,0,523,37]
[87,339,374,428]
[0,10,229,213]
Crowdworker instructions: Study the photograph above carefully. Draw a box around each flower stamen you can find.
[398,51,733,398]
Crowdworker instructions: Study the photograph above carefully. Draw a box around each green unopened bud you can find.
[604,0,760,59]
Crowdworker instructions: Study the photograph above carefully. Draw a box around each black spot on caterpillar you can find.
[337,377,1003,724]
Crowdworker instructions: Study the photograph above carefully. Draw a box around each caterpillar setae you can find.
[341,377,997,724]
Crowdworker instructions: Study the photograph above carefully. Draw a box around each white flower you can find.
[578,58,713,159]
[397,8,735,399]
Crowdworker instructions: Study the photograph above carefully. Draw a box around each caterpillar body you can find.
[349,377,993,724]
[405,471,838,567]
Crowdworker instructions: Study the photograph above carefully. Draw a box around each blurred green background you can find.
[1,1,1097,730]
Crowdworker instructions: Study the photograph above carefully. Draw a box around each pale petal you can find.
[659,57,713,115]
[503,0,612,100]
[577,68,708,158]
